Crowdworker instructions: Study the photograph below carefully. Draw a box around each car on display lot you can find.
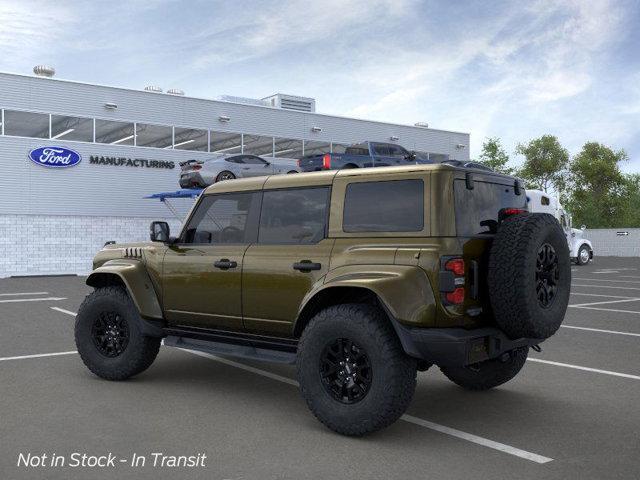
[297,141,491,172]
[74,163,570,436]
[526,189,594,265]
[297,141,419,171]
[179,154,299,188]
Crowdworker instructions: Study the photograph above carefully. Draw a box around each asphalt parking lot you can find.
[1,257,640,480]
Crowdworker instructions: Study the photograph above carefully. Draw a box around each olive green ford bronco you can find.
[75,164,570,436]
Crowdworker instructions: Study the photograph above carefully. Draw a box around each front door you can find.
[162,190,261,330]
[239,155,274,177]
[242,186,333,335]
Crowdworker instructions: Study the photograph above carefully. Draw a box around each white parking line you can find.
[561,325,640,337]
[569,306,640,315]
[183,349,553,464]
[51,307,78,316]
[528,358,640,380]
[573,278,640,284]
[569,298,640,308]
[617,275,640,280]
[572,284,640,291]
[0,351,77,362]
[0,297,67,304]
[0,292,49,296]
[571,292,639,299]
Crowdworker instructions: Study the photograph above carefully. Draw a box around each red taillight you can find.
[192,164,202,170]
[446,287,465,304]
[503,208,526,216]
[297,159,301,167]
[445,258,465,276]
[322,153,331,169]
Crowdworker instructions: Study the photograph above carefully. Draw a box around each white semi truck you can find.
[526,190,594,265]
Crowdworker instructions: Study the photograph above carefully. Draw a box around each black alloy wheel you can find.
[535,243,559,308]
[320,338,372,404]
[91,311,130,357]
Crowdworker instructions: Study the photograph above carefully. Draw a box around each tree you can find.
[620,174,640,228]
[566,142,628,228]
[477,137,514,175]
[515,135,569,193]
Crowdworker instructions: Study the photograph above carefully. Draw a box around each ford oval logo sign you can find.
[28,146,82,168]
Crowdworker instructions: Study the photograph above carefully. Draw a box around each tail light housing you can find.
[446,288,465,304]
[297,159,301,167]
[440,256,465,305]
[192,164,202,170]
[322,153,331,169]
[444,258,465,276]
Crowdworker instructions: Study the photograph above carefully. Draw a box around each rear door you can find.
[242,186,333,335]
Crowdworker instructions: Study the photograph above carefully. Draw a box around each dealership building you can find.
[0,68,470,277]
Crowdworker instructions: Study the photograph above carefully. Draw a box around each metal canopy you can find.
[144,189,202,219]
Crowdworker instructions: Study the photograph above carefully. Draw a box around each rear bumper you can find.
[394,324,543,367]
[179,172,206,188]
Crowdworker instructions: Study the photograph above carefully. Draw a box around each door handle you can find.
[293,260,322,272]
[214,259,238,270]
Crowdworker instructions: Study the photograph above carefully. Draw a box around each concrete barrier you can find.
[583,228,640,257]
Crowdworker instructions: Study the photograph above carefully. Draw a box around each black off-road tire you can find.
[440,347,529,391]
[74,286,161,381]
[488,213,571,340]
[296,304,417,436]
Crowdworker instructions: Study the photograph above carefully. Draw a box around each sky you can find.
[1,0,639,172]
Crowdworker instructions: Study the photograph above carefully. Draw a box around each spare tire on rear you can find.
[488,213,570,340]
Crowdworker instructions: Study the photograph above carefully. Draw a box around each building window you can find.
[258,187,330,244]
[135,123,173,148]
[50,115,94,142]
[243,134,274,156]
[95,119,135,145]
[210,131,242,154]
[331,143,349,154]
[343,180,424,233]
[273,137,303,158]
[173,127,208,151]
[3,110,50,139]
[303,140,331,156]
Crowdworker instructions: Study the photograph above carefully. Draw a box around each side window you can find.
[182,192,260,244]
[343,180,424,232]
[373,144,390,156]
[259,188,329,244]
[243,155,267,165]
[388,145,409,158]
[226,156,244,164]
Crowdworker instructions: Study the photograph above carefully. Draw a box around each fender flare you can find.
[294,265,437,333]
[86,259,165,336]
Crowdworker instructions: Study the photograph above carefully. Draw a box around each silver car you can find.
[179,154,300,188]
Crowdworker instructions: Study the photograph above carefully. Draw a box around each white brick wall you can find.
[0,214,182,277]
[583,228,640,257]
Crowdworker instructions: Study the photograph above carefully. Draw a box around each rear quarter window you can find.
[343,179,424,232]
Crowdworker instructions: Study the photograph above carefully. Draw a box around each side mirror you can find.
[405,151,417,161]
[264,162,271,167]
[581,224,586,230]
[150,221,170,242]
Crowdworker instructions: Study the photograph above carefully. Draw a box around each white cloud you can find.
[0,1,76,67]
